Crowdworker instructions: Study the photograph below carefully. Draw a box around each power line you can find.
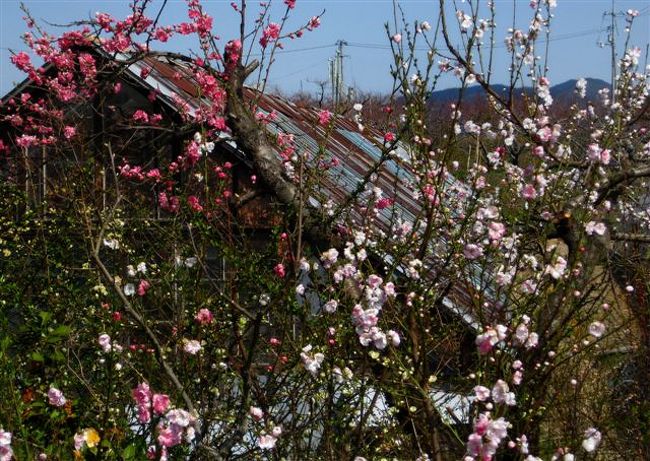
[248,43,336,58]
[267,58,327,82]
[346,27,606,52]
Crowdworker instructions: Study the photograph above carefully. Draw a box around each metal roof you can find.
[128,54,480,326]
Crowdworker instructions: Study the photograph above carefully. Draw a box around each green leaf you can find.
[39,310,52,324]
[122,444,136,460]
[31,351,45,362]
[51,325,72,336]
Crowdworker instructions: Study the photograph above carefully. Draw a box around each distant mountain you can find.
[428,78,610,104]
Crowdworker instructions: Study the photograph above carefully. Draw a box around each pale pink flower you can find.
[387,330,401,347]
[250,406,264,421]
[48,387,67,407]
[166,409,192,427]
[474,385,490,401]
[98,333,112,353]
[582,427,601,452]
[525,332,539,349]
[491,380,516,406]
[521,184,537,200]
[258,434,277,449]
[464,244,483,260]
[323,300,338,313]
[488,222,506,241]
[588,321,606,338]
[545,256,567,279]
[585,221,606,236]
[0,429,13,461]
[183,339,202,355]
[475,328,501,354]
[74,432,85,450]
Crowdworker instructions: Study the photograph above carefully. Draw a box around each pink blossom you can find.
[133,382,152,406]
[73,432,85,450]
[187,195,204,212]
[78,53,97,81]
[284,0,296,9]
[384,132,396,143]
[195,308,214,325]
[152,394,170,415]
[137,279,151,296]
[63,126,76,139]
[475,326,505,354]
[225,39,242,68]
[10,51,32,72]
[521,184,537,200]
[392,34,402,43]
[133,109,149,124]
[491,380,516,406]
[545,256,567,279]
[274,263,286,278]
[260,23,281,48]
[154,27,172,42]
[157,424,183,448]
[307,16,321,31]
[16,134,38,149]
[146,169,162,181]
[386,329,401,346]
[318,110,332,126]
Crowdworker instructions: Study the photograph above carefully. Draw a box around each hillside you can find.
[428,77,610,104]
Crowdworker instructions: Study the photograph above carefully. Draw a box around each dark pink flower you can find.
[274,263,286,278]
[195,308,214,325]
[152,394,170,415]
[260,23,281,48]
[318,110,332,126]
[133,110,149,124]
[63,126,76,139]
[137,279,151,296]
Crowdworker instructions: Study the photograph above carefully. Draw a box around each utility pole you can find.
[329,40,347,107]
[607,0,617,103]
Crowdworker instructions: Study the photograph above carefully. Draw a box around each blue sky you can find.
[1,0,649,96]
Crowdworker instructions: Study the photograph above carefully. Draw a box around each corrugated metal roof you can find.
[131,55,480,326]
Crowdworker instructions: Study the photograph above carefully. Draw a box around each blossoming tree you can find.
[0,0,649,460]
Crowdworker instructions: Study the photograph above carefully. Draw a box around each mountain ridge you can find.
[428,77,610,104]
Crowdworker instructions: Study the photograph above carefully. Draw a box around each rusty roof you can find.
[128,54,480,326]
